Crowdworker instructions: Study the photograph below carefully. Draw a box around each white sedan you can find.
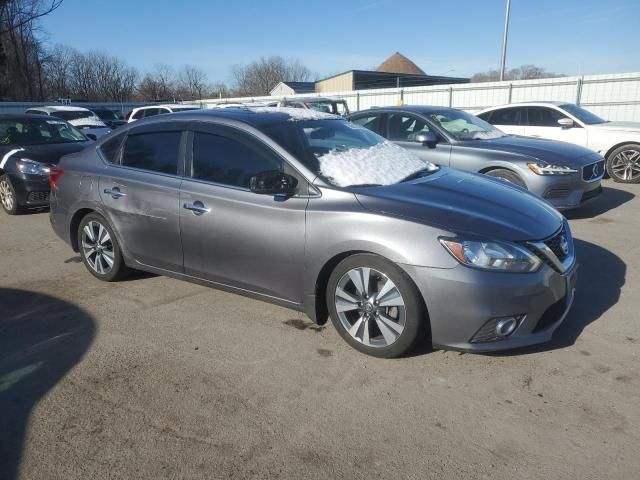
[477,102,640,183]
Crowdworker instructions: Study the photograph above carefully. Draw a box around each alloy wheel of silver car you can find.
[335,267,406,348]
[81,220,115,275]
[610,149,640,181]
[0,178,15,212]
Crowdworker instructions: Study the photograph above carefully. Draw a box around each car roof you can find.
[29,105,92,113]
[355,105,461,115]
[0,113,54,120]
[126,107,342,128]
[135,104,196,110]
[479,101,570,112]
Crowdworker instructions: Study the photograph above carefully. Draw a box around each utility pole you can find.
[499,0,511,81]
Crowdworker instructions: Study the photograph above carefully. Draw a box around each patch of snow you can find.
[67,118,107,128]
[318,141,437,187]
[249,106,338,121]
[43,105,91,112]
[471,130,506,140]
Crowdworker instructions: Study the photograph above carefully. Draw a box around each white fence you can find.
[199,72,640,122]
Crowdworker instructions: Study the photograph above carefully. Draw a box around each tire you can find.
[606,144,640,183]
[77,212,131,282]
[326,253,427,358]
[484,168,527,188]
[0,175,23,215]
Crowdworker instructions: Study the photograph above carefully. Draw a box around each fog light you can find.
[495,317,519,337]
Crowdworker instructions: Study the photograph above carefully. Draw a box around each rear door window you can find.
[487,107,523,126]
[98,133,126,164]
[121,131,181,175]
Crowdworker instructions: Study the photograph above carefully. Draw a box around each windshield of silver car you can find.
[260,119,438,187]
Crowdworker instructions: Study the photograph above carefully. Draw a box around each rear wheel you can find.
[0,175,22,215]
[485,168,527,188]
[77,213,131,281]
[606,144,640,183]
[326,254,426,358]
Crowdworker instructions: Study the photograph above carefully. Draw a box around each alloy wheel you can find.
[0,179,14,211]
[335,267,406,347]
[81,220,115,275]
[611,149,640,181]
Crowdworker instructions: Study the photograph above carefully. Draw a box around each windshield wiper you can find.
[399,167,438,183]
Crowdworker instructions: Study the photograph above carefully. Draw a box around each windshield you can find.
[172,107,199,112]
[559,104,607,125]
[259,119,437,188]
[427,109,506,141]
[0,118,87,146]
[51,110,95,121]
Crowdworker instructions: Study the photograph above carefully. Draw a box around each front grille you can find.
[544,227,568,262]
[533,296,567,332]
[27,191,50,203]
[582,160,605,181]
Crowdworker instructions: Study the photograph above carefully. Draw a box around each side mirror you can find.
[557,118,574,129]
[413,131,438,147]
[250,170,298,196]
[85,133,97,141]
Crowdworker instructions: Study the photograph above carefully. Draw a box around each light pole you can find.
[499,0,511,81]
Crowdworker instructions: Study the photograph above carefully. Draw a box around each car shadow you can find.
[0,288,95,480]
[489,238,625,356]
[564,185,634,220]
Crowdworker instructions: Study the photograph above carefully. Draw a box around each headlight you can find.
[527,162,577,175]
[16,159,50,176]
[440,238,542,273]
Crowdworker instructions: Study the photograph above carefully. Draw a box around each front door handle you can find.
[183,201,210,215]
[104,187,126,199]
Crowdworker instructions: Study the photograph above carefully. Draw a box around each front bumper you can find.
[527,172,603,210]
[402,261,578,352]
[7,171,50,208]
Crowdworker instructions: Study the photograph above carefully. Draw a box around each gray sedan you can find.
[50,108,577,357]
[348,106,604,210]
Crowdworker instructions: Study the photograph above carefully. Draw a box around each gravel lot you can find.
[1,180,639,480]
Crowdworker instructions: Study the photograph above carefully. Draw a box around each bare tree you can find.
[137,63,176,101]
[471,64,564,83]
[177,64,207,101]
[231,56,311,96]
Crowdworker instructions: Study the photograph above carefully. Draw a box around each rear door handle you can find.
[183,201,210,215]
[104,187,126,199]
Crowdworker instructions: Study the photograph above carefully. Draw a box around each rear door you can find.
[384,112,452,166]
[480,107,525,136]
[98,122,186,271]
[179,123,308,302]
[524,106,588,146]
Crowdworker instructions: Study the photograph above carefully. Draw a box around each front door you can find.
[99,124,185,272]
[385,113,452,166]
[179,124,308,303]
[524,106,588,147]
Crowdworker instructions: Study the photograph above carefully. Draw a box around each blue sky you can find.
[41,0,640,83]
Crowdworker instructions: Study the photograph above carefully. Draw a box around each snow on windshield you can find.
[250,106,338,121]
[66,117,107,128]
[318,141,437,187]
[470,130,505,140]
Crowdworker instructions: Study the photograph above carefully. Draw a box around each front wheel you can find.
[484,168,527,188]
[326,254,427,358]
[606,144,640,183]
[0,175,23,215]
[78,213,131,281]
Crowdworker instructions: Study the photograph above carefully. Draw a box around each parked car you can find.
[50,107,577,357]
[477,102,640,183]
[91,107,127,129]
[127,104,200,122]
[348,106,604,210]
[0,114,92,214]
[25,106,111,139]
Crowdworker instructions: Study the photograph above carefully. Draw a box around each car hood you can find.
[592,121,640,133]
[1,141,91,166]
[457,134,600,166]
[353,168,562,241]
